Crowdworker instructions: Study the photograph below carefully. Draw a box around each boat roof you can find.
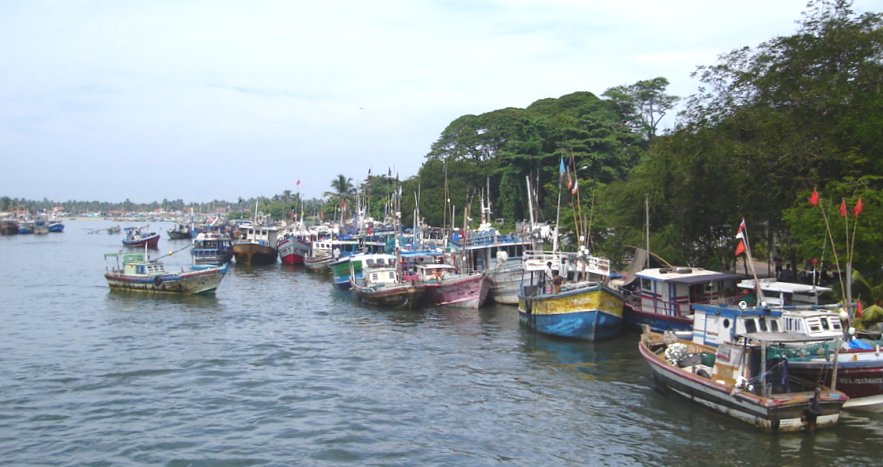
[747,331,842,344]
[738,278,832,295]
[416,264,456,270]
[636,267,742,284]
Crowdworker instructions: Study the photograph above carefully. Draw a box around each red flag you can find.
[809,189,819,206]
[856,301,863,319]
[734,239,746,256]
[840,198,847,217]
[854,196,863,218]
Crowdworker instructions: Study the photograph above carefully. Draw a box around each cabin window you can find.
[820,319,831,331]
[371,273,378,281]
[641,278,652,291]
[769,320,780,332]
[758,318,768,332]
[832,321,842,330]
[388,271,395,279]
[722,319,730,329]
[744,319,757,333]
[808,320,821,332]
[136,265,146,274]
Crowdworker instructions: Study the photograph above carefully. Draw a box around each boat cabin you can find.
[737,278,833,307]
[628,267,743,319]
[692,303,844,347]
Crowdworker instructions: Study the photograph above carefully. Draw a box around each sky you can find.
[1,0,876,203]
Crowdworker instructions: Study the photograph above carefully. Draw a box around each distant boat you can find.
[167,223,193,240]
[232,224,279,265]
[191,230,234,265]
[277,230,311,265]
[122,226,160,249]
[17,221,35,235]
[32,216,49,234]
[48,221,64,233]
[104,250,227,295]
[0,219,19,235]
[303,239,334,272]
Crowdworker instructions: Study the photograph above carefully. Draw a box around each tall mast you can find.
[645,193,651,269]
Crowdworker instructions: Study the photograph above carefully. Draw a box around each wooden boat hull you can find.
[623,302,693,333]
[232,243,278,265]
[304,254,333,272]
[167,230,192,240]
[352,283,425,310]
[122,234,160,249]
[519,284,623,340]
[423,273,490,308]
[0,221,19,235]
[639,333,847,432]
[105,265,227,295]
[487,264,522,305]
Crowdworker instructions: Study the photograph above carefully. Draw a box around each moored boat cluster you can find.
[95,209,883,434]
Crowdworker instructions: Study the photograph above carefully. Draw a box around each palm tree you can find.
[325,174,356,221]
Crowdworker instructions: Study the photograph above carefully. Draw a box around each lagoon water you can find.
[0,220,880,466]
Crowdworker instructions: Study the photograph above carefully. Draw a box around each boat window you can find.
[759,318,768,332]
[820,319,831,330]
[641,278,652,291]
[808,319,821,332]
[744,319,757,333]
[832,320,842,330]
[387,271,395,279]
[136,265,145,274]
[769,320,779,332]
[722,319,730,329]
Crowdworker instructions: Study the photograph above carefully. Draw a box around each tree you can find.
[325,174,356,220]
[603,77,678,142]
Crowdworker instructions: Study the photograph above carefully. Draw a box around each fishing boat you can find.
[518,250,624,340]
[639,327,848,432]
[0,219,19,235]
[276,229,312,265]
[415,263,490,308]
[190,230,234,265]
[449,226,532,305]
[350,254,424,310]
[304,244,335,272]
[618,266,743,333]
[122,226,161,248]
[48,221,64,233]
[104,250,227,295]
[329,239,389,288]
[167,223,193,240]
[232,223,279,265]
[691,302,883,412]
[17,220,35,234]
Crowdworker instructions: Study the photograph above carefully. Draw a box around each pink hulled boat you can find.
[416,264,490,308]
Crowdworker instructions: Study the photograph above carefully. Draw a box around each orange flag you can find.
[854,196,863,218]
[809,189,819,206]
[734,240,746,256]
[840,198,847,217]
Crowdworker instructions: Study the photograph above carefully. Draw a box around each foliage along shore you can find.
[3,1,881,305]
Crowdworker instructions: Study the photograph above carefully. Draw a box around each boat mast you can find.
[645,193,651,269]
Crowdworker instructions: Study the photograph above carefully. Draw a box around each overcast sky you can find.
[1,0,875,203]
